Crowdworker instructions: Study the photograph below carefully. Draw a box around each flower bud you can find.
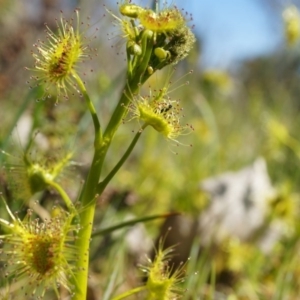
[154,47,170,60]
[119,3,144,18]
[127,40,142,56]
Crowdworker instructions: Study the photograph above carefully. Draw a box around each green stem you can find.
[72,72,102,145]
[70,68,145,299]
[97,124,147,195]
[104,29,154,143]
[71,81,142,298]
[71,73,104,300]
[112,286,146,300]
[94,31,154,181]
[46,180,75,213]
[71,84,143,299]
[70,29,154,299]
[103,80,139,142]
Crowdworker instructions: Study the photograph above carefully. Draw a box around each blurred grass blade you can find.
[0,86,43,154]
[92,212,179,237]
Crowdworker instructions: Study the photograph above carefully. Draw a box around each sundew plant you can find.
[0,1,195,299]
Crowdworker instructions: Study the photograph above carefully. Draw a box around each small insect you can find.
[160,104,172,113]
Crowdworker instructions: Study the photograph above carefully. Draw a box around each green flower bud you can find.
[147,66,154,74]
[119,3,144,18]
[127,40,142,56]
[154,47,170,60]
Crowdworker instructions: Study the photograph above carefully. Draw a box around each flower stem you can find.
[70,29,154,299]
[46,180,75,213]
[104,29,154,143]
[71,73,105,299]
[103,80,139,142]
[97,124,147,195]
[72,72,102,145]
[71,83,142,298]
